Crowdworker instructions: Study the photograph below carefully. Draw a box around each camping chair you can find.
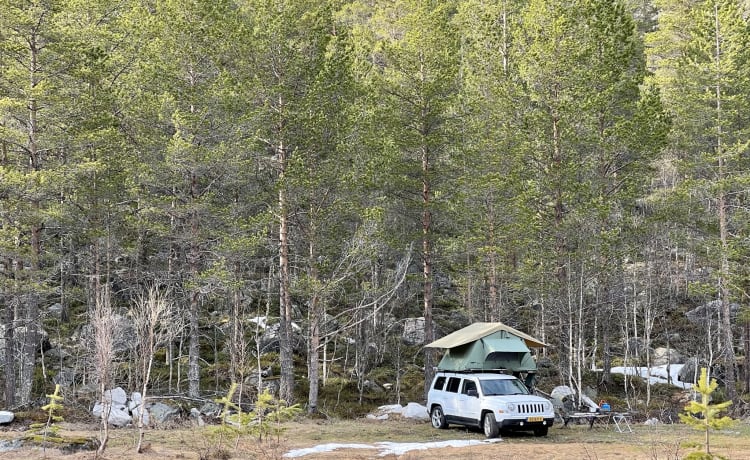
[597,400,633,433]
[611,412,633,433]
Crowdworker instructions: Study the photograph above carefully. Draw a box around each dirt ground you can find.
[2,416,750,459]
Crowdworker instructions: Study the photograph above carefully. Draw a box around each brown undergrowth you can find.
[1,415,749,459]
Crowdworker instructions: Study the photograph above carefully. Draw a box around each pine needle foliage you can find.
[27,384,65,444]
[211,383,302,445]
[679,368,734,459]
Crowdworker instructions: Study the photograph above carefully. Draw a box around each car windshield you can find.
[480,378,529,396]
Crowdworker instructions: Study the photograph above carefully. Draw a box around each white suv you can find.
[427,371,554,438]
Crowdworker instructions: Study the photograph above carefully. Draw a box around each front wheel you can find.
[431,406,448,429]
[482,412,500,438]
[533,426,548,437]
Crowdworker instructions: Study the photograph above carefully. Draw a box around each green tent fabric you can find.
[426,322,545,372]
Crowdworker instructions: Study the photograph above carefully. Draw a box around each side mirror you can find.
[467,389,478,398]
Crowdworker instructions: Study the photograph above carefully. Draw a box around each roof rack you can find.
[437,368,509,374]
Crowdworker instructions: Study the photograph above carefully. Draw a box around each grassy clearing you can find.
[1,415,749,459]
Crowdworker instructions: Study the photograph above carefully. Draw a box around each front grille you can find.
[518,403,545,414]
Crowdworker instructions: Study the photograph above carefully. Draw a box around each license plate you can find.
[527,416,544,422]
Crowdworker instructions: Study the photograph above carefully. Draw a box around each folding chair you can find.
[612,413,633,433]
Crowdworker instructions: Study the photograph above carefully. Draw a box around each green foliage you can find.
[26,384,65,444]
[679,368,734,458]
[211,384,302,445]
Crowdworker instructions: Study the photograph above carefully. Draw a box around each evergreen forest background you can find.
[2,0,750,417]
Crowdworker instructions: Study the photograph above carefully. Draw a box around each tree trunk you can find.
[18,26,43,406]
[422,143,436,400]
[3,281,15,406]
[713,4,736,402]
[278,138,295,404]
[187,290,200,398]
[307,294,321,414]
[187,178,201,398]
[744,321,750,394]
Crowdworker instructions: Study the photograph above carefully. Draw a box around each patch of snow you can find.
[283,439,502,458]
[378,404,403,414]
[610,364,692,389]
[283,443,374,457]
[371,402,428,420]
[402,402,429,420]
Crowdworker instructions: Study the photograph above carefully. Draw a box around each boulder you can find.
[652,347,684,366]
[47,303,64,317]
[0,411,14,424]
[190,407,205,427]
[131,406,150,426]
[402,317,426,346]
[129,393,149,426]
[258,323,286,353]
[104,387,128,406]
[147,402,180,425]
[199,401,223,418]
[624,337,649,357]
[679,357,698,384]
[686,300,739,324]
[362,380,384,393]
[92,403,132,427]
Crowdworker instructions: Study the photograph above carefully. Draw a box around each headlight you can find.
[544,402,552,412]
[506,403,516,412]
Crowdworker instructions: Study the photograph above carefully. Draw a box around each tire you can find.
[431,406,448,429]
[482,412,500,438]
[534,426,548,437]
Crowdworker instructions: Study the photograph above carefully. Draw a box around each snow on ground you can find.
[283,403,487,458]
[283,439,503,458]
[609,363,692,389]
[366,402,429,421]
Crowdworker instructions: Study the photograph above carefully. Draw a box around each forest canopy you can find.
[1,0,749,413]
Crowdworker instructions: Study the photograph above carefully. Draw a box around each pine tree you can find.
[356,0,462,399]
[679,367,734,458]
[647,0,750,402]
[514,0,668,394]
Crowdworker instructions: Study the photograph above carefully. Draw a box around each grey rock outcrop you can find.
[652,347,684,366]
[147,402,180,425]
[686,300,739,324]
[402,317,426,346]
[678,357,698,383]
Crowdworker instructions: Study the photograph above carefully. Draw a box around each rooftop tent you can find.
[425,322,546,372]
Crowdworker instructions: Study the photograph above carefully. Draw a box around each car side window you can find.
[433,376,446,391]
[462,379,477,395]
[446,377,461,393]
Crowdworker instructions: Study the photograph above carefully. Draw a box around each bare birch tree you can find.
[130,285,180,453]
[92,283,116,456]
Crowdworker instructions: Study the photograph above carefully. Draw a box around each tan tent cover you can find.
[425,322,547,349]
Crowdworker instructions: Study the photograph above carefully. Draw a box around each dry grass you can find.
[1,415,750,459]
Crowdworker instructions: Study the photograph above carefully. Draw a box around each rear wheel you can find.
[431,406,448,429]
[482,412,500,438]
[533,426,548,437]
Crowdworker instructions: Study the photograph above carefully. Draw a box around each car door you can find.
[441,376,462,420]
[457,378,482,425]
